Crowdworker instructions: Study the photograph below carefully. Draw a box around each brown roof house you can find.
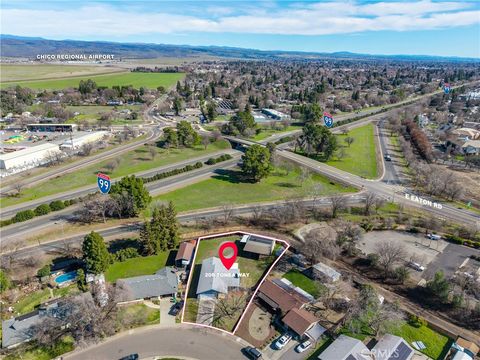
[175,241,195,268]
[282,308,325,341]
[257,279,308,314]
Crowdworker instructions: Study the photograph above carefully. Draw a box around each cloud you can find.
[1,1,478,38]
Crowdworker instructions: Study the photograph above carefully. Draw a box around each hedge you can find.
[445,234,480,249]
[205,153,233,165]
[50,200,66,211]
[142,161,203,183]
[13,210,35,222]
[34,204,51,216]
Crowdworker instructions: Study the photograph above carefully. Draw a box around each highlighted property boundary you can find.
[180,230,290,336]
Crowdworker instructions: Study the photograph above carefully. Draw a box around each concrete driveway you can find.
[159,297,176,326]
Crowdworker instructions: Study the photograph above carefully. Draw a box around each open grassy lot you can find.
[12,285,79,315]
[1,72,185,90]
[283,269,325,298]
[326,123,378,179]
[154,166,356,212]
[252,125,302,141]
[4,336,74,360]
[1,140,230,208]
[116,303,160,329]
[0,64,124,82]
[105,252,171,283]
[65,105,145,125]
[391,323,452,360]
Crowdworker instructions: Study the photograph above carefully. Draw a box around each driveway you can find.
[66,324,248,360]
[159,297,176,326]
[196,294,217,326]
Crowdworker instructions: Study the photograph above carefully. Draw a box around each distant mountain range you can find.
[1,34,478,63]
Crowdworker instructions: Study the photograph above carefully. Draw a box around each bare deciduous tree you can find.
[377,241,406,278]
[329,195,347,218]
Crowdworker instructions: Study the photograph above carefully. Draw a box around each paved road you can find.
[0,154,242,242]
[0,150,241,218]
[65,325,247,360]
[0,195,366,259]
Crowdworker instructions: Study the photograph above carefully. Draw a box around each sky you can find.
[1,0,479,58]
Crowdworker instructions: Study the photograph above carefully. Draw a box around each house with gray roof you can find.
[318,335,372,360]
[117,267,179,301]
[196,257,240,297]
[2,301,64,349]
[371,334,414,360]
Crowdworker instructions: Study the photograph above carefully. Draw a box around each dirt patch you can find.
[235,303,276,348]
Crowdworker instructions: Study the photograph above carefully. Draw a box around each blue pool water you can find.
[54,271,78,284]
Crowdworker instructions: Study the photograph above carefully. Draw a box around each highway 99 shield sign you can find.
[323,112,334,128]
[97,173,111,194]
[444,83,451,94]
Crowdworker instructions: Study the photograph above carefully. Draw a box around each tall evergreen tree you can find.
[166,201,179,250]
[82,231,110,274]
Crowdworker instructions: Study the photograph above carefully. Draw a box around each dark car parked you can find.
[119,354,139,360]
[242,346,262,359]
[169,300,184,316]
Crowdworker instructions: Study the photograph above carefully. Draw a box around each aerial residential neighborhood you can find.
[0,1,479,360]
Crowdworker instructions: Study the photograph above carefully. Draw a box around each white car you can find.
[427,233,441,240]
[408,262,425,272]
[295,340,312,353]
[274,334,292,349]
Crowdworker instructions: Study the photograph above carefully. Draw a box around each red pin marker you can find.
[218,242,238,270]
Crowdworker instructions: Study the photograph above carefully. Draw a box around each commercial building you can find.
[0,143,60,170]
[261,108,291,121]
[27,123,77,132]
[60,131,108,150]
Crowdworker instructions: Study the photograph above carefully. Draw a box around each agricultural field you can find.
[0,64,124,82]
[155,166,356,212]
[1,71,185,89]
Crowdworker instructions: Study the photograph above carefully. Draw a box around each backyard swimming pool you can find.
[54,271,78,284]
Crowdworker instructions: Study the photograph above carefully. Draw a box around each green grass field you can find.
[116,303,160,328]
[0,64,124,82]
[65,105,145,124]
[252,125,302,141]
[4,336,74,360]
[326,123,378,179]
[105,252,171,282]
[12,285,79,315]
[283,269,325,298]
[154,166,355,212]
[391,323,452,360]
[1,140,230,209]
[1,71,185,90]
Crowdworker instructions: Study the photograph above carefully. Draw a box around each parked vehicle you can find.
[169,300,184,315]
[119,354,139,360]
[384,154,392,161]
[427,233,441,240]
[243,346,262,359]
[295,340,312,353]
[408,261,425,271]
[274,333,292,349]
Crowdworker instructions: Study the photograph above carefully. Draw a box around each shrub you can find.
[13,209,35,223]
[50,200,66,211]
[37,264,51,278]
[408,227,420,233]
[0,219,13,227]
[366,253,379,267]
[408,314,427,328]
[113,248,140,262]
[34,204,51,216]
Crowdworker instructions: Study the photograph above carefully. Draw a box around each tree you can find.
[82,231,110,274]
[377,241,406,278]
[76,269,88,292]
[0,270,11,293]
[148,145,157,160]
[173,97,183,115]
[329,195,347,218]
[201,135,210,150]
[364,192,378,216]
[241,144,272,182]
[37,264,51,278]
[163,127,178,149]
[110,175,151,217]
[34,204,51,216]
[176,121,199,147]
[344,136,355,147]
[206,102,217,122]
[228,109,256,136]
[425,271,450,303]
[141,201,179,255]
[300,123,338,160]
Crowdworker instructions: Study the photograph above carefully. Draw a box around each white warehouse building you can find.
[0,143,60,171]
[60,131,108,150]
